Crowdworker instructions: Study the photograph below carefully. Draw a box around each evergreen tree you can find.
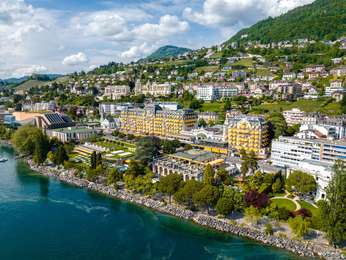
[320,161,346,246]
[32,134,49,164]
[53,145,69,165]
[203,164,215,185]
[90,151,97,169]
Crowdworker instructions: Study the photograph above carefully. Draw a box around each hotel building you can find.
[119,104,197,139]
[225,115,270,158]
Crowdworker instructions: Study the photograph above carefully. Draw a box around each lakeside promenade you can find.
[26,159,345,260]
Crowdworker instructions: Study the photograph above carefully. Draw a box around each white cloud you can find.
[62,52,89,66]
[11,65,48,77]
[133,15,189,41]
[0,0,53,44]
[184,0,314,28]
[121,43,157,60]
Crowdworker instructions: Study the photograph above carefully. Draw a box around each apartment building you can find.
[119,104,197,139]
[135,82,174,96]
[283,108,306,126]
[104,85,130,100]
[196,84,239,101]
[325,81,344,96]
[271,136,346,199]
[226,115,270,158]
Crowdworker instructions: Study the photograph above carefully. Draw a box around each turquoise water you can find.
[0,146,303,260]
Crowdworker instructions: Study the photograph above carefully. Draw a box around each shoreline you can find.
[25,160,345,260]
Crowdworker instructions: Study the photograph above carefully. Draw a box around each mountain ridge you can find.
[142,45,192,61]
[227,0,346,44]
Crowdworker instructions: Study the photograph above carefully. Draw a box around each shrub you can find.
[290,208,312,218]
[244,190,269,209]
[265,223,274,235]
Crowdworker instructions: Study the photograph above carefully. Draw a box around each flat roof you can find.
[170,149,219,163]
[50,127,95,134]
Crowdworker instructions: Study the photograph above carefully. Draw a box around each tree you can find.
[52,145,69,165]
[272,175,284,194]
[320,161,346,246]
[216,167,233,186]
[11,125,44,155]
[265,223,274,235]
[216,197,234,216]
[174,180,204,209]
[198,118,207,127]
[189,99,203,110]
[244,190,269,209]
[162,139,181,154]
[86,165,103,182]
[288,216,309,238]
[286,171,317,195]
[203,164,214,185]
[107,168,122,185]
[266,112,287,139]
[240,150,258,180]
[244,205,261,224]
[135,136,161,165]
[126,160,146,178]
[90,151,97,169]
[285,124,300,136]
[193,184,219,212]
[158,173,183,203]
[32,134,50,164]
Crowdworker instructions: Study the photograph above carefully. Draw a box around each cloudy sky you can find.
[0,0,314,78]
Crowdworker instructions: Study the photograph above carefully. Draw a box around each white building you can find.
[100,117,120,130]
[181,125,227,144]
[135,82,174,96]
[47,127,98,143]
[99,103,133,117]
[196,85,217,101]
[325,81,344,96]
[282,72,296,81]
[271,136,346,200]
[331,66,346,77]
[104,85,130,100]
[196,85,238,101]
[283,108,306,126]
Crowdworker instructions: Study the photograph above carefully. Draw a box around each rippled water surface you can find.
[0,146,303,260]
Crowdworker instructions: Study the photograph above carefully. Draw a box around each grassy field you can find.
[271,198,297,211]
[195,65,219,73]
[201,102,224,112]
[251,98,342,115]
[298,200,319,216]
[232,58,254,67]
[15,80,48,92]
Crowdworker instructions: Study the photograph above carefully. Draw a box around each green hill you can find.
[144,45,191,61]
[15,75,67,92]
[228,0,346,44]
[15,80,50,92]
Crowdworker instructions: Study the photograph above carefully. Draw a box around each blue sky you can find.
[0,0,314,78]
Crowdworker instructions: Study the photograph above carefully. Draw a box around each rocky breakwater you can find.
[26,160,345,260]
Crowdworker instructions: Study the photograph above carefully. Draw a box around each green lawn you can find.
[232,58,254,67]
[271,198,297,211]
[201,102,224,112]
[252,98,342,115]
[298,200,319,216]
[195,65,219,73]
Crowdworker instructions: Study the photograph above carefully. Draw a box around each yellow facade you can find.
[119,107,197,139]
[227,117,269,158]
